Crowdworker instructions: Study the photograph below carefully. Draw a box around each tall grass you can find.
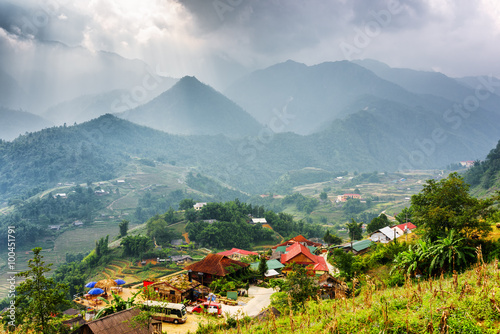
[203,258,500,333]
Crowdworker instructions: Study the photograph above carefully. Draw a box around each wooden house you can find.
[184,254,250,286]
[316,273,349,299]
[280,243,328,275]
[148,274,200,303]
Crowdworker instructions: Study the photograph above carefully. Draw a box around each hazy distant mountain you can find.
[224,60,429,135]
[353,59,500,113]
[0,70,26,110]
[0,108,53,141]
[309,97,500,171]
[118,76,262,137]
[0,41,173,114]
[456,76,500,98]
[43,77,178,126]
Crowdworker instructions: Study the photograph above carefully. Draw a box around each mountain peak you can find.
[117,75,261,138]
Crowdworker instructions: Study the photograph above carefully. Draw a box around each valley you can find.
[0,156,443,299]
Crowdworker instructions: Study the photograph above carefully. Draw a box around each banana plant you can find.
[94,290,141,319]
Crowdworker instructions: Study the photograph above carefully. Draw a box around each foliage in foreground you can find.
[203,260,500,334]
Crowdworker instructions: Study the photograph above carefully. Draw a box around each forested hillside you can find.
[465,139,500,190]
[2,112,498,204]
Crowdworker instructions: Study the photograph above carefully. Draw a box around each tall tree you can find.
[395,207,413,224]
[179,198,196,211]
[119,219,129,237]
[346,219,363,241]
[12,248,69,333]
[324,229,342,245]
[258,256,268,278]
[411,173,497,240]
[367,213,390,233]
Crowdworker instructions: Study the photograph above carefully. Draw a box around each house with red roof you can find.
[392,222,417,237]
[217,248,258,260]
[336,193,362,202]
[272,235,322,249]
[184,254,250,286]
[280,243,328,275]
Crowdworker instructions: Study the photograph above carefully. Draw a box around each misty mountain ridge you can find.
[42,76,178,126]
[0,41,174,114]
[118,76,263,138]
[0,107,53,141]
[353,59,500,114]
[224,60,448,135]
[2,100,498,203]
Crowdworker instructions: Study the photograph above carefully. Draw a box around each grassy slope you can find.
[209,261,500,333]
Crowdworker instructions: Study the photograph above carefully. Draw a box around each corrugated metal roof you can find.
[275,246,287,253]
[250,259,285,271]
[352,239,372,252]
[378,226,396,239]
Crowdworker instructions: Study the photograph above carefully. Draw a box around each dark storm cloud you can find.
[0,0,86,46]
[349,0,431,29]
[176,0,349,54]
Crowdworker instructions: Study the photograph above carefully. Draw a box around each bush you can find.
[386,271,405,287]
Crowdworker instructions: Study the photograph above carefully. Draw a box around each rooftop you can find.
[184,254,250,277]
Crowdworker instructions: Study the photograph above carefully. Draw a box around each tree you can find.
[324,229,342,245]
[395,207,413,224]
[121,235,154,257]
[184,208,198,222]
[270,263,319,310]
[367,213,390,233]
[346,219,363,241]
[258,256,268,278]
[119,219,129,237]
[411,173,497,240]
[11,247,69,333]
[427,229,475,275]
[179,198,196,211]
[329,248,363,280]
[319,192,328,201]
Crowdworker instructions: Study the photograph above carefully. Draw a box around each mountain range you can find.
[1,58,500,200]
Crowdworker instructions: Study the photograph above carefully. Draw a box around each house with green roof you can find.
[337,239,372,255]
[250,259,285,273]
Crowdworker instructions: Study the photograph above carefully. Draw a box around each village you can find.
[63,212,418,334]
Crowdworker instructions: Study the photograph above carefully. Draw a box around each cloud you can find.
[1,0,499,90]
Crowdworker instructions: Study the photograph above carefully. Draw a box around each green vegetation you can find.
[0,184,105,248]
[269,264,319,311]
[366,213,391,233]
[5,248,69,333]
[202,260,500,333]
[412,172,498,240]
[465,139,500,189]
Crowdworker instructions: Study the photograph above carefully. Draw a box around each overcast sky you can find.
[1,0,500,87]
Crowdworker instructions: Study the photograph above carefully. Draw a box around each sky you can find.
[0,0,500,90]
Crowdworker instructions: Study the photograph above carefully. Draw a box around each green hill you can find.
[465,139,500,196]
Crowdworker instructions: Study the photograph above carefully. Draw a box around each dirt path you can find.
[220,286,274,318]
[320,252,338,275]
